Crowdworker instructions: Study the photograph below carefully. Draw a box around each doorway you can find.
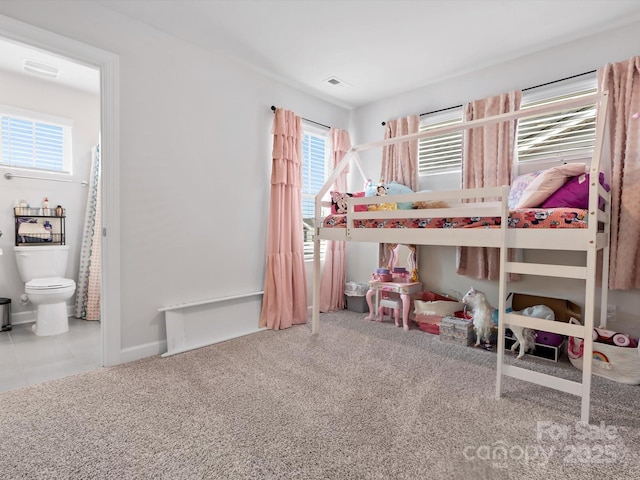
[0,15,120,382]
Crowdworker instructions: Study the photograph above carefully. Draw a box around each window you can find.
[418,107,463,175]
[518,75,597,166]
[0,105,73,174]
[301,125,329,260]
[417,73,598,176]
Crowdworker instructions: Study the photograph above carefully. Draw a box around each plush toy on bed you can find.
[366,181,399,211]
[413,200,449,209]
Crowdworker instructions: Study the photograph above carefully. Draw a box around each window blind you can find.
[1,116,66,171]
[418,116,463,174]
[518,87,597,164]
[417,73,598,174]
[301,130,328,260]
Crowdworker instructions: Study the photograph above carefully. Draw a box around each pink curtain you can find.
[319,129,352,312]
[259,109,308,329]
[457,91,522,280]
[599,57,640,290]
[381,115,419,190]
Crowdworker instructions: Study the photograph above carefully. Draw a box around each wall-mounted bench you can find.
[159,291,265,357]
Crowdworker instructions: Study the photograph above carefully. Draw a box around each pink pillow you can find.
[330,191,366,214]
[541,172,610,209]
[514,163,588,208]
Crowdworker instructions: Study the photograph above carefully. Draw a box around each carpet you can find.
[0,310,638,479]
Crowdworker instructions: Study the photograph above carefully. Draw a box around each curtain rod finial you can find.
[381,121,386,126]
[271,105,276,112]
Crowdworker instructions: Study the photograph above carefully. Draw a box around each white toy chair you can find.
[378,297,402,327]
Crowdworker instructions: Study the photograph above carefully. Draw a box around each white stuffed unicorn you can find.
[462,287,536,359]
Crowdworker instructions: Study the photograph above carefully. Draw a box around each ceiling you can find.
[0,37,99,94]
[3,1,640,108]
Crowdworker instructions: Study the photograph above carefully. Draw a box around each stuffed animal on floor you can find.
[462,287,535,359]
[412,200,449,209]
[462,287,495,348]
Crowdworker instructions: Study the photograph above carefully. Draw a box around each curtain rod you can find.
[4,172,88,187]
[381,69,597,126]
[270,106,331,130]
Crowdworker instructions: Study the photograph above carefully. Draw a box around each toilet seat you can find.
[26,277,75,290]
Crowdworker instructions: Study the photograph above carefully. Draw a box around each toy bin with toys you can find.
[567,318,640,385]
[412,290,464,335]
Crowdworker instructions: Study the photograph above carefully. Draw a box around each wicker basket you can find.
[567,319,640,385]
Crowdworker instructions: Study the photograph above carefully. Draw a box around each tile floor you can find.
[0,318,101,393]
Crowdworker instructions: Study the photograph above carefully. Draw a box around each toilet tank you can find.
[14,245,70,282]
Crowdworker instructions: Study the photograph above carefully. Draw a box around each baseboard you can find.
[9,310,35,325]
[120,340,167,364]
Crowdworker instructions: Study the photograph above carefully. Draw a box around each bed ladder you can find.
[495,251,605,423]
[495,91,611,424]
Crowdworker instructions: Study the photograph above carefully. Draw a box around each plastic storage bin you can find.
[344,282,369,313]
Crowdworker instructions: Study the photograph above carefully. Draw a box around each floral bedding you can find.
[322,208,588,229]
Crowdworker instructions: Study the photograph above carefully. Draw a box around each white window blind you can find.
[301,126,329,260]
[417,73,598,175]
[518,76,597,164]
[0,105,72,173]
[418,109,463,175]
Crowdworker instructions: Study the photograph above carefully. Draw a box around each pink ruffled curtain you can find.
[599,57,640,290]
[381,115,419,190]
[457,91,521,280]
[319,129,352,312]
[259,109,307,329]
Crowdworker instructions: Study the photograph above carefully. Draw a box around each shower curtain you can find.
[74,145,101,321]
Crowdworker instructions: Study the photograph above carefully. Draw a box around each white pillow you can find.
[514,163,588,208]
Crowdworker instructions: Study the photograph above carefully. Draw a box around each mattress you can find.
[322,208,588,230]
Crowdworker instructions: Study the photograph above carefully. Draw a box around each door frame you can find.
[0,14,121,366]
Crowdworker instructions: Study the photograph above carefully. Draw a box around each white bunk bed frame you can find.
[312,91,612,423]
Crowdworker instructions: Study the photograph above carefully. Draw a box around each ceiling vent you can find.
[324,76,351,88]
[23,59,60,79]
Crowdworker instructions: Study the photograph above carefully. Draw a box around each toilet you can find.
[14,245,76,336]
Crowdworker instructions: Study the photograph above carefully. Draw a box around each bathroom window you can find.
[0,105,73,174]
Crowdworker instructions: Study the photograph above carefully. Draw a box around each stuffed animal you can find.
[413,200,449,209]
[368,202,397,212]
[462,287,536,359]
[462,287,495,348]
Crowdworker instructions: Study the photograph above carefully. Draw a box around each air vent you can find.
[23,59,60,79]
[324,76,352,88]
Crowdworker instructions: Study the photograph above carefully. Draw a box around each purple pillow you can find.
[541,172,610,209]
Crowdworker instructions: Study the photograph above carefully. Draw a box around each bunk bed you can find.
[312,91,612,423]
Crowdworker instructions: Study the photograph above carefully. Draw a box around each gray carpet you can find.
[0,310,639,480]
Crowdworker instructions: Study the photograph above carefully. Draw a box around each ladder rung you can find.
[505,262,587,279]
[504,312,585,337]
[503,364,583,396]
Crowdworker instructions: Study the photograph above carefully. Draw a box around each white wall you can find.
[0,2,350,359]
[0,69,99,322]
[348,20,640,337]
